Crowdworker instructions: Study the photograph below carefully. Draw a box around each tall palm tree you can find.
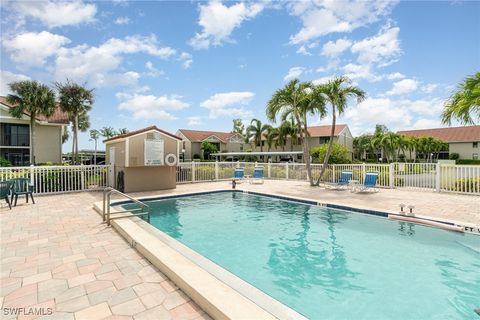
[277,120,291,151]
[117,128,129,135]
[442,72,480,125]
[246,119,270,161]
[313,76,366,185]
[100,127,116,140]
[7,80,56,164]
[89,129,100,165]
[265,127,279,152]
[56,80,94,164]
[267,79,325,186]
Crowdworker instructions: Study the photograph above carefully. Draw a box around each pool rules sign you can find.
[144,139,164,165]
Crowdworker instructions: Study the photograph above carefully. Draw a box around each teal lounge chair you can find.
[233,168,245,182]
[250,166,264,184]
[326,171,353,189]
[0,180,12,210]
[10,178,35,206]
[356,172,379,193]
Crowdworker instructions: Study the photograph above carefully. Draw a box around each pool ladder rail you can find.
[102,187,151,226]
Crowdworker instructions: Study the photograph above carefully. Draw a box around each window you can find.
[473,153,479,160]
[1,124,29,146]
[473,142,478,148]
[319,137,330,144]
[240,144,244,151]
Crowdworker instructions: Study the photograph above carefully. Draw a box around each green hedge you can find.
[456,159,480,165]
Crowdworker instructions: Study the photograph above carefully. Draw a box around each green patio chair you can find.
[0,180,12,210]
[10,178,35,207]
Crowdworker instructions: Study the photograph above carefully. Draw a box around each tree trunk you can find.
[74,115,79,164]
[30,115,36,165]
[315,106,336,186]
[71,126,75,165]
[294,115,313,186]
[94,140,97,165]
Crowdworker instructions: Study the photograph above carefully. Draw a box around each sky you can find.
[1,0,479,152]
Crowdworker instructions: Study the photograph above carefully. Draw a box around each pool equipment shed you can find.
[104,126,182,192]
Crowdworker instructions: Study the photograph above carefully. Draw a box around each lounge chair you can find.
[250,166,264,184]
[0,180,12,210]
[355,172,379,193]
[10,178,35,206]
[326,171,353,189]
[233,167,245,182]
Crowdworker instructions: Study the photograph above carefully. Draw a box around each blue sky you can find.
[1,0,479,151]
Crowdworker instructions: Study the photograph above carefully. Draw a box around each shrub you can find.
[451,177,480,192]
[0,158,12,167]
[456,159,480,165]
[310,143,351,164]
[449,153,460,160]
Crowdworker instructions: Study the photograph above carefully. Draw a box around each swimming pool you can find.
[121,191,480,319]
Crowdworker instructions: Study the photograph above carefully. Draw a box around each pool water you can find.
[123,192,480,319]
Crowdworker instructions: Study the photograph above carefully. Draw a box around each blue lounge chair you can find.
[250,166,264,184]
[355,172,379,192]
[233,168,245,182]
[326,171,353,189]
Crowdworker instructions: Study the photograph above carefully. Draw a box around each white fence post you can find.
[332,165,336,183]
[29,164,35,186]
[80,164,85,190]
[362,163,366,179]
[192,161,196,182]
[435,163,441,192]
[267,162,271,178]
[286,162,289,180]
[389,163,395,189]
[215,161,219,181]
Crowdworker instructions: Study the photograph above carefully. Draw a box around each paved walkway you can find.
[0,192,209,320]
[1,181,478,319]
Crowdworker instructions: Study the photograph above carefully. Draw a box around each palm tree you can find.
[265,127,279,152]
[277,121,291,151]
[232,119,245,135]
[117,128,129,135]
[7,80,56,164]
[246,119,270,161]
[56,80,94,164]
[442,72,480,125]
[100,127,115,140]
[89,129,100,165]
[267,79,325,186]
[313,76,366,185]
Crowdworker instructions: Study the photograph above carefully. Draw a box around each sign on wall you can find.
[144,139,164,165]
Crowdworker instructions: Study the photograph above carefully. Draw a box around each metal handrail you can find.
[102,187,150,225]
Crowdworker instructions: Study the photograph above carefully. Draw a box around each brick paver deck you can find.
[1,180,478,319]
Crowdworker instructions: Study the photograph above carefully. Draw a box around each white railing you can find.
[0,164,113,195]
[176,161,480,195]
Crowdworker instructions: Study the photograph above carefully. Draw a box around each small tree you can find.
[201,141,217,160]
[310,143,351,164]
[89,129,100,165]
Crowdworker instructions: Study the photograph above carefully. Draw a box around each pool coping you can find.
[93,188,480,319]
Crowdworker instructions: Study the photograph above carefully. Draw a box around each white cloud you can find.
[387,72,405,80]
[0,70,30,95]
[296,45,312,56]
[342,63,382,82]
[421,83,439,93]
[54,35,176,86]
[351,26,401,66]
[114,16,130,25]
[189,1,264,49]
[145,61,164,77]
[410,118,442,130]
[117,93,189,121]
[3,31,70,66]
[386,78,419,95]
[11,1,97,28]
[179,52,193,69]
[200,91,254,119]
[187,116,203,126]
[312,75,336,85]
[284,67,305,82]
[288,0,398,44]
[321,38,352,57]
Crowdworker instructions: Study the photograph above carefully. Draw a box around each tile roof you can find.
[104,125,182,143]
[177,129,240,142]
[0,96,69,124]
[307,124,347,137]
[398,126,480,142]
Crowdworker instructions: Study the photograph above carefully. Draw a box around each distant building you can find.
[255,124,354,161]
[0,96,69,166]
[176,129,245,160]
[398,126,480,160]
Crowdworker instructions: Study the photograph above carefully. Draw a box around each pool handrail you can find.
[102,187,150,225]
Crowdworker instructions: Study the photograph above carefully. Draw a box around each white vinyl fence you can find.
[176,161,480,195]
[0,165,113,195]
